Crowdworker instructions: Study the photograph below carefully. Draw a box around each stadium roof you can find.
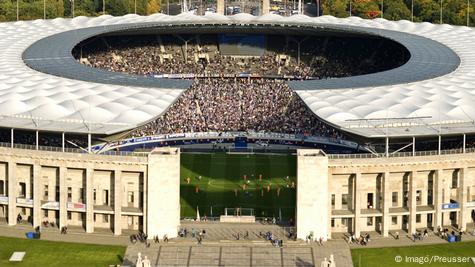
[1,13,474,137]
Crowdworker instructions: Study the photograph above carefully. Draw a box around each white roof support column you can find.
[438,135,441,155]
[412,136,416,156]
[62,132,65,152]
[87,133,91,153]
[35,130,39,150]
[385,137,389,157]
[463,134,466,153]
[10,128,14,148]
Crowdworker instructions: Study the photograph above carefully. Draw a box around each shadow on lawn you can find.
[180,183,296,219]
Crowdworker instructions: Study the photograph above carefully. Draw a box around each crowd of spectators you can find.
[77,34,409,79]
[74,34,408,140]
[128,78,343,139]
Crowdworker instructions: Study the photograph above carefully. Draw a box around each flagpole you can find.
[16,0,19,21]
[44,0,46,19]
[72,0,75,18]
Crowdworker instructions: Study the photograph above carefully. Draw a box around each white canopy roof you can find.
[0,13,473,137]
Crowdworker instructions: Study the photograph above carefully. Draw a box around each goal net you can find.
[227,146,254,154]
[224,208,255,217]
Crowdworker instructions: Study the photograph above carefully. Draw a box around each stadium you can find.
[0,11,475,266]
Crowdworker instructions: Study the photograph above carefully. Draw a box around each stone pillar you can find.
[408,171,417,234]
[354,172,362,237]
[147,147,181,239]
[458,167,467,230]
[217,0,224,15]
[296,150,329,241]
[113,169,122,236]
[32,164,41,229]
[85,168,94,233]
[142,170,147,233]
[7,162,16,225]
[434,169,443,229]
[59,166,67,230]
[262,0,270,14]
[382,172,391,237]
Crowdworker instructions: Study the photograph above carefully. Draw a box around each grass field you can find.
[351,241,475,267]
[180,152,297,219]
[0,236,125,267]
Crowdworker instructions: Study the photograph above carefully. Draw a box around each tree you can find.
[0,0,17,21]
[384,0,411,20]
[19,0,44,20]
[441,0,466,25]
[322,0,348,17]
[105,0,128,15]
[63,0,96,17]
[126,0,148,15]
[147,0,160,14]
[45,0,65,19]
[352,0,381,18]
[412,0,439,23]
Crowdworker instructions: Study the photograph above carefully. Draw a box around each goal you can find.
[224,207,255,217]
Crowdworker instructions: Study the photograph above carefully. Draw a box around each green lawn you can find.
[0,236,125,267]
[352,241,475,267]
[180,152,296,219]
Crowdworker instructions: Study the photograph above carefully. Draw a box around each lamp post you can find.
[411,0,414,21]
[468,0,471,27]
[440,0,443,24]
[349,0,352,16]
[317,0,320,16]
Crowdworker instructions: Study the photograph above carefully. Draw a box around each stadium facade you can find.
[1,13,475,240]
[1,146,474,240]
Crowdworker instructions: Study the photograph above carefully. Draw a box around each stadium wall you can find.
[0,147,474,240]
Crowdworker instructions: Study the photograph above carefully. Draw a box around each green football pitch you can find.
[0,236,125,267]
[180,152,297,219]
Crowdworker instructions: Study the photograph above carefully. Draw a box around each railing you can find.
[94,131,360,152]
[328,147,475,159]
[0,142,148,157]
[2,139,475,159]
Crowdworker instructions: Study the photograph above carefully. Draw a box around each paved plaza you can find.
[124,241,352,267]
[2,221,475,267]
